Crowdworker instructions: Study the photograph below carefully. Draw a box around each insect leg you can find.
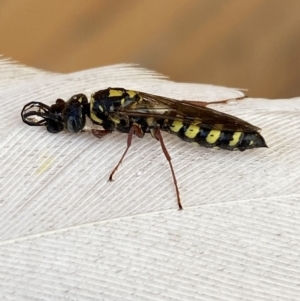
[153,127,182,210]
[109,123,143,181]
[183,95,247,107]
[92,129,112,139]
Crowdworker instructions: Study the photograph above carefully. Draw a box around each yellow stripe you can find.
[110,116,120,124]
[170,120,183,133]
[206,129,221,144]
[90,95,103,124]
[91,111,103,124]
[185,124,200,139]
[90,95,95,108]
[126,90,137,99]
[229,131,242,146]
[109,89,123,97]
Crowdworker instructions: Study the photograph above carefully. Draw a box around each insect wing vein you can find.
[118,92,260,132]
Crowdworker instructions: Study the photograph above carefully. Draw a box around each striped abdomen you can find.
[166,120,267,151]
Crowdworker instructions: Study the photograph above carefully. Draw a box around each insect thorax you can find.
[89,88,140,129]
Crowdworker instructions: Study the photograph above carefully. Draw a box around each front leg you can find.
[109,123,144,181]
[92,129,112,139]
[182,95,247,107]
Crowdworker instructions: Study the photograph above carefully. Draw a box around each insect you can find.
[21,87,267,210]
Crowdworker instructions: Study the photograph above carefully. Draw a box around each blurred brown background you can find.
[1,0,300,98]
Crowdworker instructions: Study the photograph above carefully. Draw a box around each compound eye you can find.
[66,113,85,133]
[63,96,86,133]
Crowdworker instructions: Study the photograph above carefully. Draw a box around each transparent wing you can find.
[118,92,261,132]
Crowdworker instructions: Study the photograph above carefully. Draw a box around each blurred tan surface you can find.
[0,0,300,98]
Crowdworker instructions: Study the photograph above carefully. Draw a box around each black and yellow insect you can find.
[21,88,267,209]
